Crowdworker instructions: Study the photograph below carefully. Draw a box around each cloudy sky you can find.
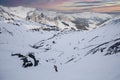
[0,0,120,12]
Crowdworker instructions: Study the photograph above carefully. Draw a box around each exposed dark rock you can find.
[52,41,56,44]
[11,53,33,68]
[72,18,89,30]
[105,41,120,56]
[62,22,69,26]
[11,52,39,68]
[11,53,25,58]
[85,38,120,56]
[20,57,33,68]
[28,52,39,66]
[65,58,75,64]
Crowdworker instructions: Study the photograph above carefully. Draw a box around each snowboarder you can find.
[54,65,58,72]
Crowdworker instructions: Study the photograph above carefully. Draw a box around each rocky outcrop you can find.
[85,38,120,56]
[11,52,39,68]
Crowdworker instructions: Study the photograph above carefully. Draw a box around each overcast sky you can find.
[0,0,120,12]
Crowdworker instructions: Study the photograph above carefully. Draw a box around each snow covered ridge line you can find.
[26,10,113,30]
[0,5,113,31]
[0,6,60,31]
[0,6,35,19]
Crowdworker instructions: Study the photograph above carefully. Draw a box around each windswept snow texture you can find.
[0,6,120,80]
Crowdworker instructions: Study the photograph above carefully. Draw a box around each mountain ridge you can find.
[0,6,113,30]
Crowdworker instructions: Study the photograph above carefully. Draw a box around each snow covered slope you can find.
[31,16,120,63]
[0,7,120,80]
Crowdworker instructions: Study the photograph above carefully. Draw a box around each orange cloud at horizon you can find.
[33,0,120,13]
[42,1,120,13]
[91,5,120,12]
[42,1,75,11]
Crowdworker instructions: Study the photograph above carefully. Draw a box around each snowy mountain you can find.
[0,5,120,80]
[0,6,35,18]
[26,9,113,30]
[0,6,113,30]
[0,6,60,31]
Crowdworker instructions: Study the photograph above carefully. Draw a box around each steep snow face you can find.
[0,9,120,80]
